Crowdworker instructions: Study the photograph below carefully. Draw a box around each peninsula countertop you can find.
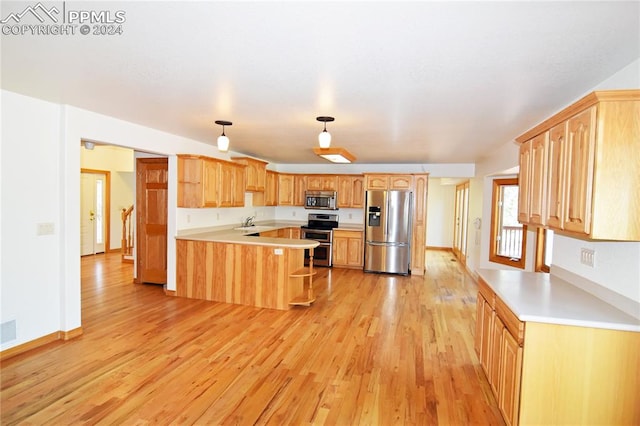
[176,221,318,248]
[478,269,640,332]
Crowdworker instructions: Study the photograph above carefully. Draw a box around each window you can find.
[490,178,527,269]
[535,228,554,272]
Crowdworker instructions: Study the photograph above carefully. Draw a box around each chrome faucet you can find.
[243,215,255,227]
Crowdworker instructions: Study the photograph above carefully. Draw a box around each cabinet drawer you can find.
[478,278,495,308]
[495,297,525,345]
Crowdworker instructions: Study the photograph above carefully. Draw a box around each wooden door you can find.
[80,170,109,255]
[136,158,168,284]
[411,174,428,274]
[564,107,596,235]
[453,181,469,264]
[546,123,566,229]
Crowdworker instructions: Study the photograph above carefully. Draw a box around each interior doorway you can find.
[453,181,469,265]
[136,158,168,284]
[80,169,111,256]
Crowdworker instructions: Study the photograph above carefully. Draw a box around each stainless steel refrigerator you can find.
[364,190,412,275]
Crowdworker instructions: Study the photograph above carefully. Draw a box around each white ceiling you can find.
[2,1,639,164]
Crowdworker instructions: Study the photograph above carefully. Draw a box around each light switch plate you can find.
[37,222,55,235]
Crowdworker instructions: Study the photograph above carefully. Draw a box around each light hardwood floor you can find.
[1,250,504,425]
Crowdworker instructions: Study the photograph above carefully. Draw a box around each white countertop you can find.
[176,221,318,249]
[478,269,640,332]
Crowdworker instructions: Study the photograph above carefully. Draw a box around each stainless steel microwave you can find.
[304,191,338,210]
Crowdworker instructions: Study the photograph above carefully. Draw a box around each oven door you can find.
[305,243,331,267]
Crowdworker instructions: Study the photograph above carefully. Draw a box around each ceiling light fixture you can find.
[215,120,232,152]
[313,147,356,164]
[316,116,334,148]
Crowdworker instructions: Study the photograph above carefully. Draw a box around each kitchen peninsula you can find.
[175,223,319,310]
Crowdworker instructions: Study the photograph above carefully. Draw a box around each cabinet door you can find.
[177,156,203,208]
[218,163,234,207]
[306,176,324,191]
[265,171,278,206]
[333,236,348,266]
[337,176,353,208]
[347,236,363,267]
[518,140,532,223]
[294,175,306,206]
[202,159,219,207]
[366,175,388,190]
[322,176,338,191]
[490,313,505,397]
[529,133,548,225]
[480,298,493,375]
[564,107,596,235]
[546,123,566,229]
[290,227,301,239]
[232,164,245,207]
[389,175,412,190]
[278,174,295,206]
[474,294,485,355]
[499,329,523,426]
[351,176,365,208]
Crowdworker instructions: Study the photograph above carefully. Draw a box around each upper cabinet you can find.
[306,175,338,191]
[293,175,307,206]
[231,157,267,192]
[337,175,365,208]
[177,155,220,208]
[177,155,245,208]
[365,174,413,190]
[278,173,295,206]
[516,90,640,241]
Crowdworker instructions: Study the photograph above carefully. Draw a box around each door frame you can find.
[80,168,111,253]
[453,181,470,265]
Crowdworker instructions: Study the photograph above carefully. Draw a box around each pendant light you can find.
[317,116,334,148]
[215,120,232,152]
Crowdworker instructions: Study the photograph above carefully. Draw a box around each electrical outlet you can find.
[186,214,191,223]
[274,248,283,255]
[580,248,595,267]
[292,211,296,217]
[349,213,353,219]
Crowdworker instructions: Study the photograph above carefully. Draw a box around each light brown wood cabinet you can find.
[475,277,639,426]
[231,157,267,192]
[278,174,295,206]
[218,161,245,207]
[177,155,220,208]
[264,170,278,206]
[178,155,244,208]
[332,230,363,268]
[293,175,307,206]
[516,90,640,240]
[337,175,365,208]
[306,174,338,191]
[365,174,413,190]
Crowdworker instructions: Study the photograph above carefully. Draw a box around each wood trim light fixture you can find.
[313,147,356,164]
[317,116,334,148]
[215,120,232,152]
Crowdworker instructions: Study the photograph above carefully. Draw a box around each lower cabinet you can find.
[332,230,363,268]
[475,277,639,426]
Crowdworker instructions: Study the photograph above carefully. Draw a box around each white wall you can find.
[1,91,62,348]
[426,178,455,248]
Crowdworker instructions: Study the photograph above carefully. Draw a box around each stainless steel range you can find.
[301,213,339,267]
